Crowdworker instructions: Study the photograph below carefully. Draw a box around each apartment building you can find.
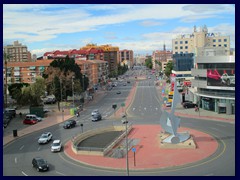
[118,49,134,68]
[3,59,109,91]
[152,44,172,71]
[4,41,32,62]
[172,25,230,55]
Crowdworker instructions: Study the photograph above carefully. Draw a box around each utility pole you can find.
[197,75,200,116]
[60,79,64,122]
[72,76,75,108]
[122,114,129,176]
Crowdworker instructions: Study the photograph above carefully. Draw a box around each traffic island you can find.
[159,132,196,149]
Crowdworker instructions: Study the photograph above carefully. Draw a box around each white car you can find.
[51,140,62,152]
[38,132,53,144]
[91,109,99,116]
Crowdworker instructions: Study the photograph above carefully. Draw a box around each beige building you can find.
[152,44,172,71]
[118,49,134,68]
[172,25,230,55]
[4,41,32,62]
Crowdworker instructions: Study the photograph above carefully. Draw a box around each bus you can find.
[168,91,174,103]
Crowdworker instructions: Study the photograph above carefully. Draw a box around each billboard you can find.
[207,69,235,88]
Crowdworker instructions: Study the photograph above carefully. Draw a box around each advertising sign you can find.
[207,69,235,88]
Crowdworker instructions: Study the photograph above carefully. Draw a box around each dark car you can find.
[4,108,16,118]
[182,102,198,109]
[32,157,49,172]
[116,91,121,94]
[3,115,12,128]
[63,120,76,129]
[91,113,102,122]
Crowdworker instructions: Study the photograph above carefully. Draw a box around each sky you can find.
[3,4,235,57]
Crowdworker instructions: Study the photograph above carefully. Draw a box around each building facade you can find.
[172,53,194,71]
[4,41,32,62]
[172,25,230,55]
[190,47,235,115]
[118,49,134,68]
[152,44,172,71]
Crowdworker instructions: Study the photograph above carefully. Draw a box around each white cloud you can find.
[140,20,163,27]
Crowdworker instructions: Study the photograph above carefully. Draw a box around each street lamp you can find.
[72,76,75,108]
[60,79,64,122]
[197,75,200,116]
[122,114,129,176]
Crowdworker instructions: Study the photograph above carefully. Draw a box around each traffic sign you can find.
[132,147,136,152]
[121,103,125,107]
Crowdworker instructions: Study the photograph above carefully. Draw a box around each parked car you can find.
[63,120,76,129]
[51,140,62,152]
[4,108,16,118]
[3,115,12,128]
[23,117,38,125]
[91,113,102,122]
[38,132,53,144]
[25,114,42,122]
[182,102,198,109]
[165,102,172,107]
[32,157,49,172]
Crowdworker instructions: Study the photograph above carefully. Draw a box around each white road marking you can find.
[15,157,17,163]
[38,147,41,151]
[155,108,158,110]
[144,107,146,110]
[56,171,66,176]
[19,145,24,150]
[22,171,28,176]
[132,108,135,111]
[216,124,226,127]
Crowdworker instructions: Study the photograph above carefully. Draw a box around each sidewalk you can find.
[156,80,235,123]
[3,90,107,146]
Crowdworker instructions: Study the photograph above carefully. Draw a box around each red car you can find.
[23,119,38,125]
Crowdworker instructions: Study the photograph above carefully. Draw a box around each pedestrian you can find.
[195,106,199,112]
[19,112,22,117]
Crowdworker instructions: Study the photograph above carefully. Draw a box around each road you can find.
[3,69,235,176]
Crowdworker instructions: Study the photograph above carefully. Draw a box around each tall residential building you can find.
[172,25,230,55]
[152,44,172,71]
[118,49,134,69]
[3,41,31,62]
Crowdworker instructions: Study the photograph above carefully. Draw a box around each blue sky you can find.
[3,4,235,57]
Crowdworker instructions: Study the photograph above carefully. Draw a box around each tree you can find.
[145,57,153,69]
[8,83,30,101]
[43,56,89,101]
[18,77,46,106]
[164,61,173,78]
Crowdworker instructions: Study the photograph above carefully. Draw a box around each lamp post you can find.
[60,79,64,122]
[5,59,8,108]
[197,75,200,116]
[72,76,75,108]
[122,114,129,176]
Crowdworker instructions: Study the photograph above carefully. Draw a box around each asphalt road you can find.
[3,70,235,176]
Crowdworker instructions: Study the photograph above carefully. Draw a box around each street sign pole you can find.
[134,152,136,166]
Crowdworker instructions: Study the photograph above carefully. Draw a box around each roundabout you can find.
[64,124,219,171]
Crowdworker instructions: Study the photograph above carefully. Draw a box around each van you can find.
[25,114,42,122]
[4,108,16,118]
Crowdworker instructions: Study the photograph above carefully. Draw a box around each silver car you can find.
[38,132,52,144]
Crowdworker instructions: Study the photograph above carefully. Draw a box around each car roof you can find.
[53,140,61,143]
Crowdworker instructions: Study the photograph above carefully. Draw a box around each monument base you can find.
[159,132,196,149]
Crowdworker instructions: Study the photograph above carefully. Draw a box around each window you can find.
[213,39,216,42]
[175,41,178,44]
[180,41,183,44]
[185,46,188,49]
[224,39,227,42]
[175,46,178,49]
[224,44,227,47]
[180,46,183,49]
[213,45,216,47]
[185,41,188,44]
[218,44,222,47]
[218,39,221,42]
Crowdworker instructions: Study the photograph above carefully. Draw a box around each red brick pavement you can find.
[64,125,218,170]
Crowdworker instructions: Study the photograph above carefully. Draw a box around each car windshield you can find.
[52,142,60,146]
[37,159,46,165]
[41,134,48,138]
